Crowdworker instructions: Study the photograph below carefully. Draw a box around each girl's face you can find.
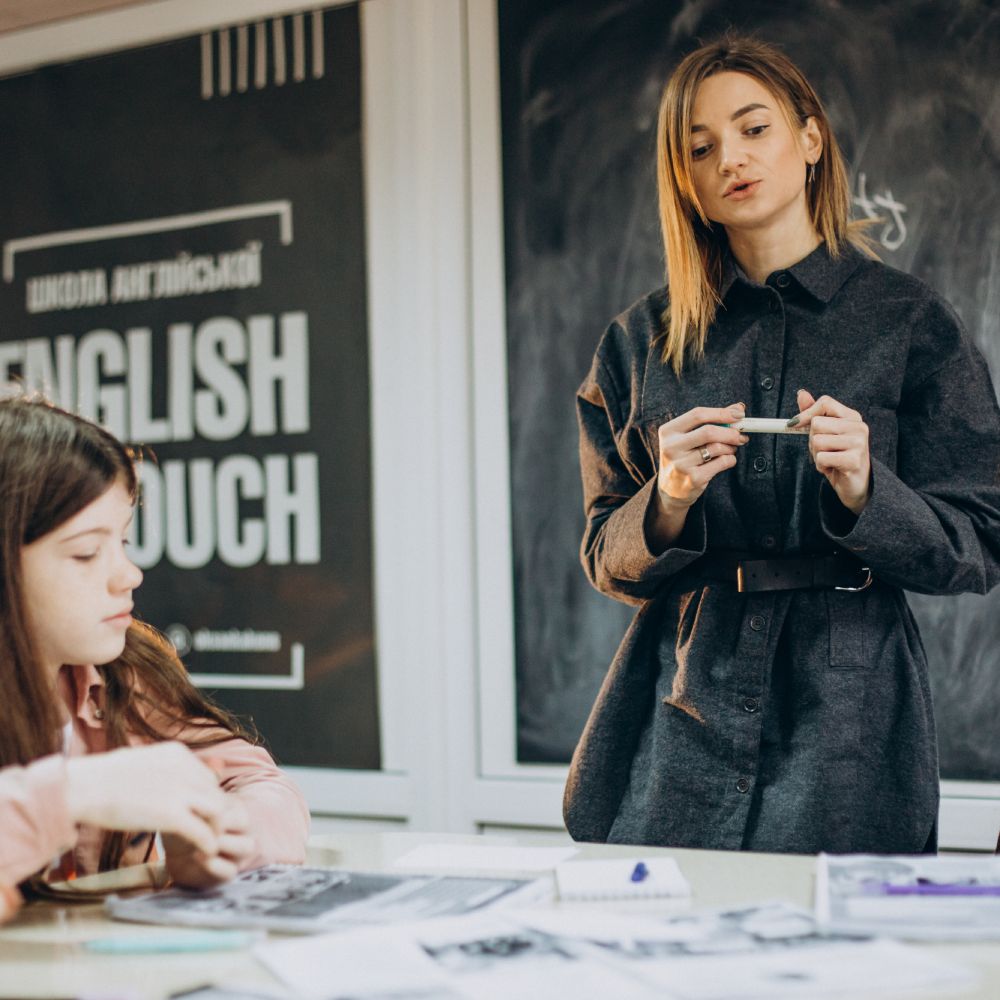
[20,480,142,676]
[687,71,821,239]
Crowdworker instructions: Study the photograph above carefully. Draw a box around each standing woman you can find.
[564,35,1000,854]
[0,394,309,889]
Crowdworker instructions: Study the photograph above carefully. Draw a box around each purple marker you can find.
[872,883,1000,896]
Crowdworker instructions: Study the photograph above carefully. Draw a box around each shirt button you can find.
[761,534,776,549]
[775,272,791,289]
[749,615,767,631]
[743,697,760,713]
[736,777,752,794]
[760,375,775,390]
[752,455,768,473]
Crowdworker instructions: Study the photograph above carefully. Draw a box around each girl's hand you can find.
[790,389,872,515]
[656,403,749,506]
[163,799,255,888]
[0,885,22,925]
[65,742,227,859]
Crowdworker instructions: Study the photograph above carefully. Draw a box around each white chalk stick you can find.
[733,417,809,435]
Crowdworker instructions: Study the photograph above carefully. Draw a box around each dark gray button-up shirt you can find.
[564,243,1000,854]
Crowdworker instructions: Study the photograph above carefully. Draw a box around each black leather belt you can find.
[689,552,873,593]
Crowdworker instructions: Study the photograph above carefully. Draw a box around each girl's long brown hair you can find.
[0,394,137,766]
[656,34,875,374]
[98,620,261,870]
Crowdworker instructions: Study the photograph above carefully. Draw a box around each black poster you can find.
[0,5,379,769]
[499,0,1000,778]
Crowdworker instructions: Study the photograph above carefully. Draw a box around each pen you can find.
[83,930,260,954]
[630,861,649,883]
[873,883,1000,896]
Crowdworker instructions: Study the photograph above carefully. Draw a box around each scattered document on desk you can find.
[816,852,1000,940]
[258,914,650,1000]
[393,843,577,873]
[537,902,972,999]
[555,857,690,901]
[256,901,975,999]
[106,865,549,934]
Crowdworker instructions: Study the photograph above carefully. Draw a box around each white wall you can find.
[1,0,997,849]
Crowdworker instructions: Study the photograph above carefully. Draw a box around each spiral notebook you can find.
[555,857,690,901]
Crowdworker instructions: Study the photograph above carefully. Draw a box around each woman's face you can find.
[687,71,820,239]
[20,480,142,676]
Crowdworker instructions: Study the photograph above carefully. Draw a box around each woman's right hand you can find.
[65,742,226,858]
[646,403,747,553]
[656,403,749,506]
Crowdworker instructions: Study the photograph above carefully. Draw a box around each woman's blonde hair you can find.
[656,34,873,374]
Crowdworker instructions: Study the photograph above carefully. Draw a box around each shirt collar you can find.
[721,241,863,305]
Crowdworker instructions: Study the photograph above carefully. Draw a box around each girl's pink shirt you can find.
[0,664,309,886]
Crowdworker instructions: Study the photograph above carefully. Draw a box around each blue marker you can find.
[630,861,649,883]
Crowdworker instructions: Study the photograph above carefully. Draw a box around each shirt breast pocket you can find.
[865,406,899,470]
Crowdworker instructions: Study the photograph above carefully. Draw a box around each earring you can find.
[808,162,816,184]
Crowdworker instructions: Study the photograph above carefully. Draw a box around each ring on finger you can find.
[699,446,712,464]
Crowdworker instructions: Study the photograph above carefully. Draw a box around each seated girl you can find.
[0,394,309,893]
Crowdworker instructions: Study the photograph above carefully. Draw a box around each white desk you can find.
[1,832,998,999]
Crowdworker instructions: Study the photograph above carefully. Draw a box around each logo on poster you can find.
[166,624,283,656]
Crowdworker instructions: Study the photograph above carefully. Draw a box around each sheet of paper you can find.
[256,924,457,999]
[617,939,974,999]
[392,843,577,873]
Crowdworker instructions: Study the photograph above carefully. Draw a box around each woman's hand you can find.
[65,742,227,860]
[656,403,749,504]
[163,799,255,888]
[646,403,748,551]
[790,389,872,515]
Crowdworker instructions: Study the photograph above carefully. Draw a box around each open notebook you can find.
[555,857,690,901]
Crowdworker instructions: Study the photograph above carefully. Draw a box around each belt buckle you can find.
[835,566,873,592]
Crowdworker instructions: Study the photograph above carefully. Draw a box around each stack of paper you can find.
[816,853,1000,940]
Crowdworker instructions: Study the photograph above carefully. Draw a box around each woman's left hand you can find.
[790,389,872,516]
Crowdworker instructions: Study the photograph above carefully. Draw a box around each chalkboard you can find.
[498,0,1000,779]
